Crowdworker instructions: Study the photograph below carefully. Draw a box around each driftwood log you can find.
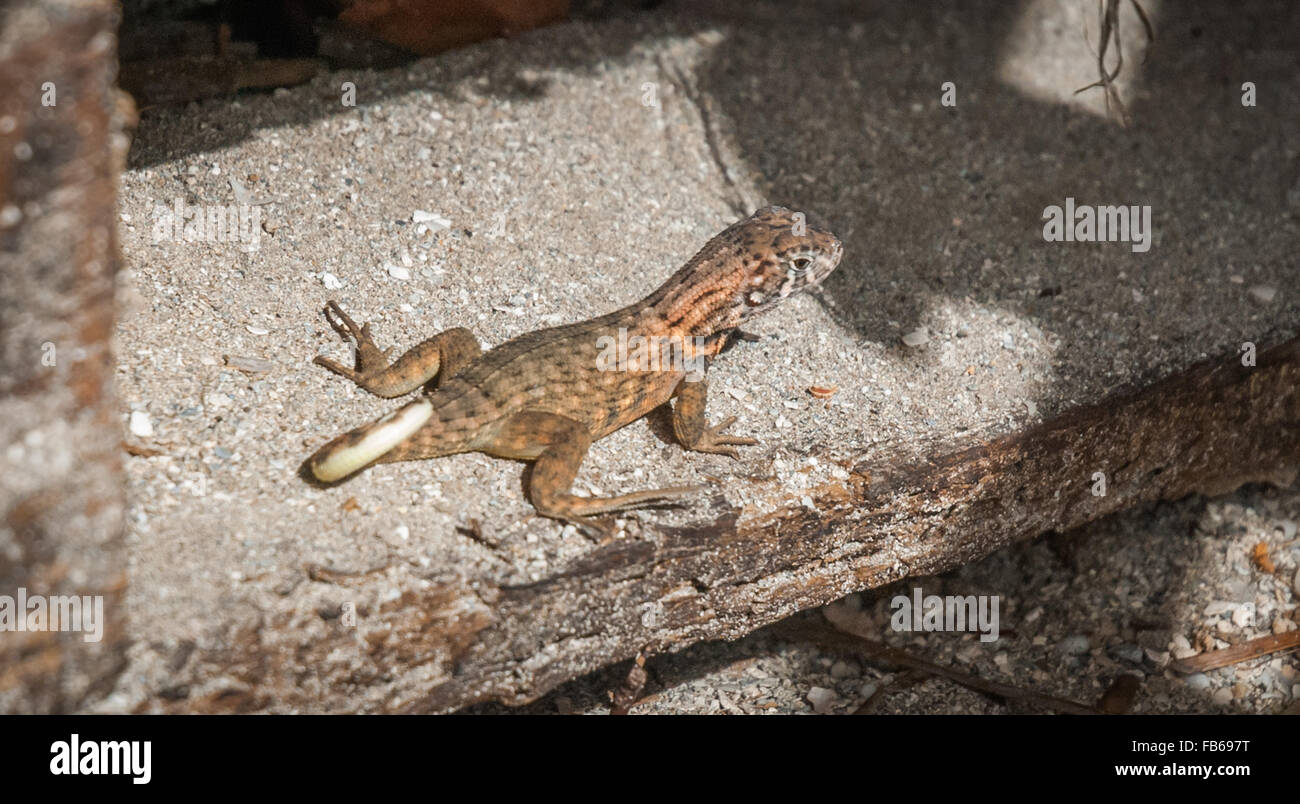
[0,0,131,713]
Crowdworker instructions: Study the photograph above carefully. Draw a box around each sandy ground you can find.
[102,0,1298,711]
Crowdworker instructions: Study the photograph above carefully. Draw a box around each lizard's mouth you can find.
[822,238,844,277]
[805,239,844,288]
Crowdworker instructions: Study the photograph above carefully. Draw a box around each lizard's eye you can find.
[791,257,812,274]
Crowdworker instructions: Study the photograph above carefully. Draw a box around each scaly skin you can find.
[307,206,843,531]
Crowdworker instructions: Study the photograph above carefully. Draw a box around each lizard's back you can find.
[432,305,687,448]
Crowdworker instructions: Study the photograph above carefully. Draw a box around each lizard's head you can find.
[729,205,843,320]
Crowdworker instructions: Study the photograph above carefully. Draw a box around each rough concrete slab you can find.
[103,0,1298,711]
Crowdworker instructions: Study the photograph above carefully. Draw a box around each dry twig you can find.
[1171,631,1300,674]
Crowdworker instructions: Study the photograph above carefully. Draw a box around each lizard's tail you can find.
[308,397,435,483]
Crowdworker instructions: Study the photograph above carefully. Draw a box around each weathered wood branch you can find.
[0,0,130,713]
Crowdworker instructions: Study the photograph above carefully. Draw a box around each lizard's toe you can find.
[312,355,360,382]
[692,417,758,457]
[571,516,618,541]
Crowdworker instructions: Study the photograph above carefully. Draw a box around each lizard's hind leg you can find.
[313,300,481,398]
[488,411,704,529]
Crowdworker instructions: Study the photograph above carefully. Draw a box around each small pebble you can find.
[129,411,153,438]
[1248,285,1277,304]
[224,355,275,375]
[1170,634,1198,660]
[1171,644,1199,661]
[806,686,837,714]
[1232,605,1254,629]
[386,263,411,281]
[1109,643,1144,664]
[1145,649,1171,668]
[902,328,929,347]
[1205,601,1237,616]
[1058,635,1090,655]
[829,660,857,679]
[412,210,451,231]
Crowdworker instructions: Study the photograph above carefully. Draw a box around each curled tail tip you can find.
[309,398,434,482]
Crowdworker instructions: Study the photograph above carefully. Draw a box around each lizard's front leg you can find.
[313,300,481,397]
[487,411,702,530]
[671,377,758,458]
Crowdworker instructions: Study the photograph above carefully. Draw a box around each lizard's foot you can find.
[539,483,705,518]
[548,485,706,538]
[689,416,758,459]
[563,515,620,541]
[312,301,480,398]
[672,379,759,459]
[314,300,393,384]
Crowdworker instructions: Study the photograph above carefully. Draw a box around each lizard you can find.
[306,205,843,532]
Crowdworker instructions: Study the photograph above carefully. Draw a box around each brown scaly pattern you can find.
[306,206,843,531]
